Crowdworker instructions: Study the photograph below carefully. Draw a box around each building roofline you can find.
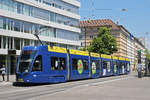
[79,19,120,30]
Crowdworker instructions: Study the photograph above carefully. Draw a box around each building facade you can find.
[0,0,81,75]
[79,19,128,58]
[79,19,119,48]
[79,19,146,71]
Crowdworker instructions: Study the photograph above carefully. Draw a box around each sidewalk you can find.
[0,75,16,86]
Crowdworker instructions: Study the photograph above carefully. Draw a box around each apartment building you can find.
[79,19,146,71]
[79,19,127,57]
[0,0,81,74]
[79,19,119,48]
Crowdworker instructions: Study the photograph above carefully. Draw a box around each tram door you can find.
[49,54,68,82]
[70,58,89,80]
[126,61,130,74]
[119,61,126,74]
[101,59,112,76]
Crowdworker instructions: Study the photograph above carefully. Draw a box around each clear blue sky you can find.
[79,0,150,49]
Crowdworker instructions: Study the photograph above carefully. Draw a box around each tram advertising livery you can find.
[16,45,130,83]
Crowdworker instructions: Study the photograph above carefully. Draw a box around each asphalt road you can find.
[0,73,150,100]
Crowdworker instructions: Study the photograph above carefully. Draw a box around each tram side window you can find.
[103,61,107,69]
[92,60,100,70]
[120,62,125,68]
[72,59,77,70]
[96,60,100,70]
[32,55,42,71]
[127,63,130,71]
[51,57,59,70]
[113,62,117,68]
[60,57,66,70]
[107,61,111,72]
[83,60,88,70]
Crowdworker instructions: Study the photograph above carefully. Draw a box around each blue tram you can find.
[16,45,130,83]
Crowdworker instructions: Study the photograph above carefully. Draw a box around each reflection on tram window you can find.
[113,61,118,73]
[107,62,111,72]
[60,57,66,70]
[127,63,130,71]
[32,55,42,71]
[51,57,59,70]
[83,59,88,70]
[72,59,77,70]
[120,62,125,69]
[92,60,100,70]
[103,61,111,72]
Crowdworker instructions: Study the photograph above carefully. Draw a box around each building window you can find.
[0,17,3,29]
[8,37,13,49]
[17,3,23,14]
[90,35,94,39]
[14,20,21,32]
[3,36,7,49]
[24,39,30,46]
[0,36,1,48]
[3,18,7,29]
[81,28,85,32]
[90,28,94,33]
[8,19,14,31]
[0,0,79,27]
[14,38,20,50]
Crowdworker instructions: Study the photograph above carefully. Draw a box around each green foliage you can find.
[145,49,150,60]
[88,27,118,55]
[80,47,87,51]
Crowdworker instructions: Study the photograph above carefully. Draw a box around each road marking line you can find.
[86,76,134,86]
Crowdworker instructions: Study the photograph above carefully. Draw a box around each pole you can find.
[6,55,9,81]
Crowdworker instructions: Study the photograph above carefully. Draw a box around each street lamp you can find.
[121,8,127,12]
[116,8,127,24]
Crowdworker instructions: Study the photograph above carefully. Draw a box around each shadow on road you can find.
[12,82,59,87]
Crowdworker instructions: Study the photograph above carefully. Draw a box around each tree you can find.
[80,47,87,51]
[88,27,118,55]
[145,49,150,60]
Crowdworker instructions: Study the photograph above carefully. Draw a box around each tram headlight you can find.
[27,80,30,82]
[25,69,29,73]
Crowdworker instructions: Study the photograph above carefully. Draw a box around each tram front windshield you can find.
[18,50,37,73]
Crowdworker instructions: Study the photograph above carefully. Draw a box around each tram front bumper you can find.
[17,78,24,82]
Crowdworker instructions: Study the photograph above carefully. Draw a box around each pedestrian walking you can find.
[0,65,6,81]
